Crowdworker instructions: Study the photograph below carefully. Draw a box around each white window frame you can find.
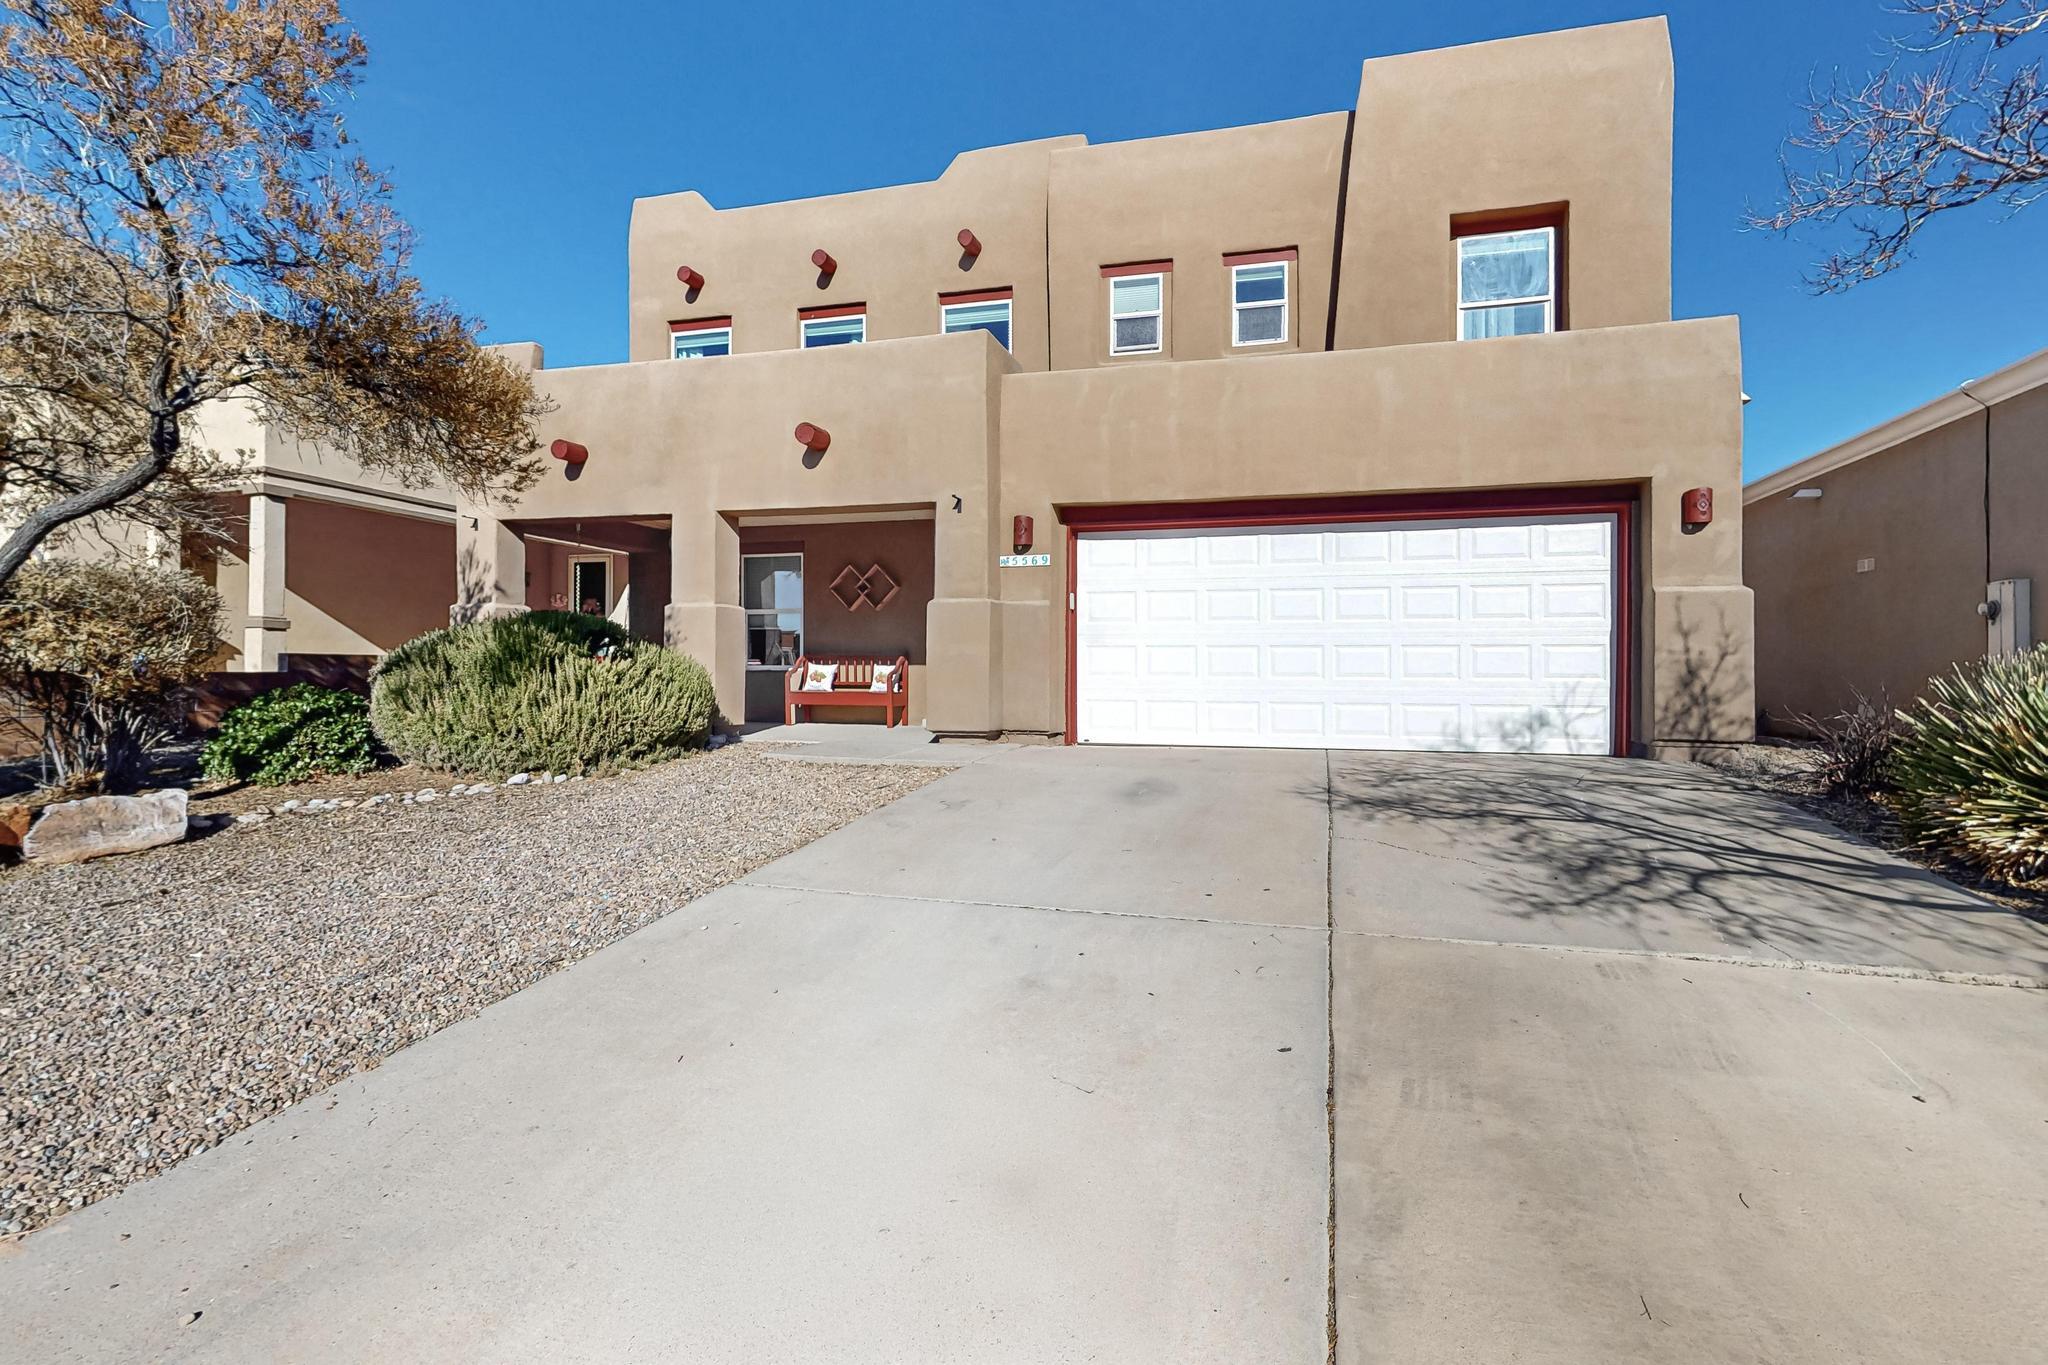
[800,311,866,348]
[940,295,1013,352]
[1230,259,1290,348]
[568,555,613,614]
[1107,272,1165,356]
[741,551,804,671]
[1454,226,1556,339]
[670,324,733,359]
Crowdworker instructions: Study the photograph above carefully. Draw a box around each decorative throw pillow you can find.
[870,663,896,693]
[801,662,838,692]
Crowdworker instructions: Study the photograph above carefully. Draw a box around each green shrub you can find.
[1890,645,2048,884]
[200,684,378,785]
[370,611,713,776]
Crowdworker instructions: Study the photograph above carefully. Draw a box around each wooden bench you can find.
[784,654,910,727]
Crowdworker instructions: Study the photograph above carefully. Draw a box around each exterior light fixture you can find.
[1681,487,1713,528]
[1791,487,1823,500]
[794,422,831,452]
[549,439,588,465]
[811,249,837,274]
[957,228,982,257]
[675,265,704,289]
[1012,514,1033,553]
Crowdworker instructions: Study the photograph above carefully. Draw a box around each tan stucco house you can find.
[1745,345,2046,729]
[459,17,1754,757]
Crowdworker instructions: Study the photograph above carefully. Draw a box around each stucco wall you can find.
[628,138,1078,370]
[1335,18,1673,349]
[198,495,454,663]
[1745,381,2048,724]
[1046,115,1349,368]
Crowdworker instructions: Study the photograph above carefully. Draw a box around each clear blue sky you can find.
[343,0,2046,482]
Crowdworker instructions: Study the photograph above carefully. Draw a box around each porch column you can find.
[926,497,1001,735]
[454,510,528,624]
[242,493,289,672]
[666,513,746,725]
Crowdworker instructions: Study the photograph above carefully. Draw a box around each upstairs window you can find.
[1227,250,1294,347]
[801,308,866,347]
[1106,269,1166,355]
[941,290,1013,351]
[1456,226,1556,339]
[670,318,732,359]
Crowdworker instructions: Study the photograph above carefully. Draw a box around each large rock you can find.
[23,789,188,866]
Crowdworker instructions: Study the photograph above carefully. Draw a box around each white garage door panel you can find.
[1075,515,1616,753]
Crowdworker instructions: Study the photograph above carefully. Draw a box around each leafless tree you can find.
[0,0,548,589]
[1749,0,2047,291]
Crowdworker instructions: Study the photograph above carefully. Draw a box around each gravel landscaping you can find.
[0,745,942,1236]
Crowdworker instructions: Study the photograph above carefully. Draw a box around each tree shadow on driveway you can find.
[1316,751,2048,979]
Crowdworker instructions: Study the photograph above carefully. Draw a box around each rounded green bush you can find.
[1891,644,2048,885]
[200,683,378,786]
[370,611,715,777]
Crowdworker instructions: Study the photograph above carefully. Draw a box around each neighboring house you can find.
[458,18,1753,757]
[180,400,459,672]
[12,399,459,674]
[1745,346,2047,730]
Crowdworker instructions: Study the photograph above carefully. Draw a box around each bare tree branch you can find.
[0,0,548,589]
[1746,0,2046,290]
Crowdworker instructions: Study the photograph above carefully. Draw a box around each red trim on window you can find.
[1099,260,1173,278]
[1222,247,1298,266]
[669,316,732,333]
[939,287,1014,305]
[1059,486,1639,756]
[798,303,867,320]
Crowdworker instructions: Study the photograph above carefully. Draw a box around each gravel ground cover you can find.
[0,745,941,1236]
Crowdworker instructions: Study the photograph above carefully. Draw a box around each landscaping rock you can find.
[22,789,188,866]
[1,802,30,856]
[506,772,531,785]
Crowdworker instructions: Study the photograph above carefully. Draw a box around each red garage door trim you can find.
[1059,486,1639,756]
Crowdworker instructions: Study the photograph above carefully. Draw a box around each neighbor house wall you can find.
[1745,373,2048,725]
[196,496,454,663]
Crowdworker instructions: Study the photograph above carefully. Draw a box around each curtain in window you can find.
[803,315,864,346]
[1458,230,1550,305]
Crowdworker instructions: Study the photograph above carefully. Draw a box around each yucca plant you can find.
[1890,644,2048,885]
[370,611,715,777]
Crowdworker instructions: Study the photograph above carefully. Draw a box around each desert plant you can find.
[1793,687,1903,797]
[1889,645,2048,884]
[370,611,713,777]
[0,559,223,792]
[200,684,377,786]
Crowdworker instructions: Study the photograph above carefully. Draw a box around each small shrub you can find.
[370,611,713,776]
[1890,645,2048,884]
[1792,688,1902,797]
[0,560,224,792]
[200,684,377,785]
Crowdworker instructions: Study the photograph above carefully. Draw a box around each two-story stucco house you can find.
[457,17,1754,757]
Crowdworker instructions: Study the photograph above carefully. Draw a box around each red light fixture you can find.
[957,228,982,257]
[1012,514,1033,553]
[810,248,837,274]
[549,439,588,465]
[675,265,704,289]
[794,422,831,452]
[1682,487,1714,528]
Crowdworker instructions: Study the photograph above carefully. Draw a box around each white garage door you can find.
[1074,514,1617,753]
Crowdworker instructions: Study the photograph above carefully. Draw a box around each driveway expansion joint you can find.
[738,879,1333,933]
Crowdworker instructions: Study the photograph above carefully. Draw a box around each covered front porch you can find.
[735,509,936,724]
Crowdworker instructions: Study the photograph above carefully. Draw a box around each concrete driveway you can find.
[4,744,2045,1363]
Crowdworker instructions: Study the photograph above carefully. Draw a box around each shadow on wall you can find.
[1656,601,1752,757]
[451,540,495,626]
[1306,753,2045,977]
